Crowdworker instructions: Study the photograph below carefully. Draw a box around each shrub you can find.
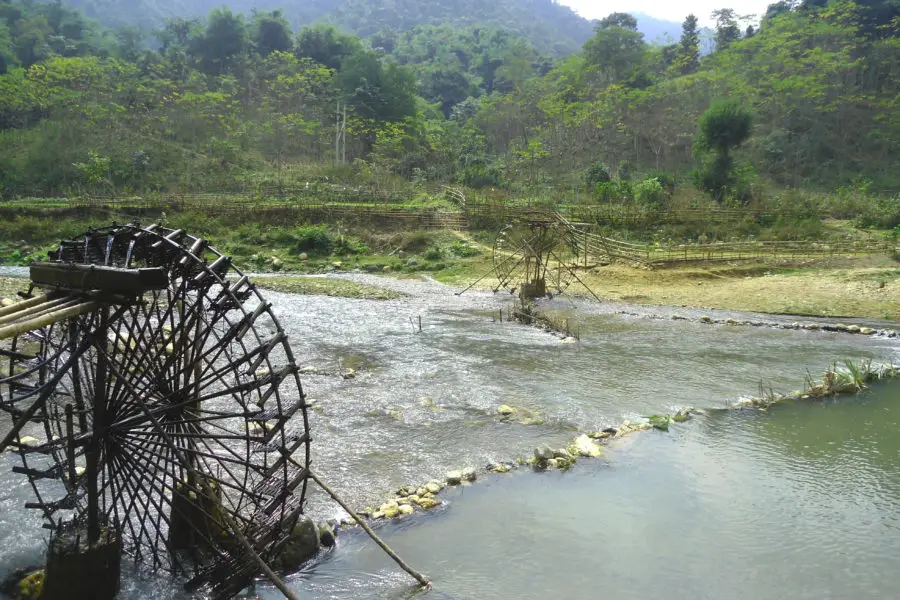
[595,181,633,202]
[633,178,666,208]
[584,162,611,187]
[855,195,900,230]
[423,246,444,260]
[294,225,333,254]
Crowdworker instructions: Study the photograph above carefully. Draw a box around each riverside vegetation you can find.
[0,0,898,318]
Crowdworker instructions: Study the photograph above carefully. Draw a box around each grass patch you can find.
[253,277,401,300]
[0,276,27,300]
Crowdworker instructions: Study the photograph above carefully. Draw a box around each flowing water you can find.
[1,272,898,599]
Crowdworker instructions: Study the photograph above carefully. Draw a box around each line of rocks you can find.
[615,310,896,338]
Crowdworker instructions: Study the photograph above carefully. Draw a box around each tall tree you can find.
[583,12,646,85]
[194,8,247,75]
[250,9,292,56]
[676,14,700,74]
[295,24,361,70]
[712,9,741,51]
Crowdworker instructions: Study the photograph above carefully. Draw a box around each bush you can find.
[855,195,900,230]
[448,239,481,257]
[584,162,611,187]
[645,170,676,194]
[423,246,444,260]
[294,225,333,255]
[633,178,666,208]
[595,181,633,202]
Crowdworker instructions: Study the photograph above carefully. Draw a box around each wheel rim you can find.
[1,223,311,579]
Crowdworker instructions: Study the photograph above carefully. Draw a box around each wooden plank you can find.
[30,263,168,295]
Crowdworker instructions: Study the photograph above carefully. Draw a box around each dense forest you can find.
[44,0,601,56]
[0,0,897,206]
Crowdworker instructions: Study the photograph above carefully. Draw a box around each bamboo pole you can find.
[301,465,431,589]
[0,293,53,319]
[0,302,99,341]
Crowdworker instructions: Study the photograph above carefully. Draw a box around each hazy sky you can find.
[559,0,771,26]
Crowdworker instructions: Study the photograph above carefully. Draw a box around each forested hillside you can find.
[49,0,598,55]
[0,0,897,211]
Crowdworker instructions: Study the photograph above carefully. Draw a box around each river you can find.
[1,272,898,599]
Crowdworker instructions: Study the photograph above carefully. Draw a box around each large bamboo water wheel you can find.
[0,223,312,599]
[491,211,596,300]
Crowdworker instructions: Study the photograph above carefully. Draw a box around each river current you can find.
[1,271,898,599]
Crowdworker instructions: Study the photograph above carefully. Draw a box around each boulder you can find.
[700,316,712,323]
[0,298,14,308]
[342,368,356,379]
[398,504,414,516]
[332,261,343,269]
[425,481,443,494]
[560,337,578,344]
[497,404,516,416]
[847,325,861,333]
[273,516,319,570]
[445,470,463,486]
[573,434,602,458]
[533,444,554,462]
[462,467,477,482]
[588,431,612,440]
[318,522,336,547]
[406,258,418,267]
[547,458,560,469]
[299,252,309,261]
[379,501,400,518]
[860,327,875,335]
[382,265,392,272]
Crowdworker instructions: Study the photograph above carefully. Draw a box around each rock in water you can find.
[445,470,463,486]
[0,298,14,308]
[534,444,554,462]
[418,497,441,509]
[274,516,319,570]
[398,505,415,515]
[573,434,602,458]
[425,481,443,494]
[497,404,516,416]
[318,522,336,547]
[379,500,400,518]
[462,467,477,482]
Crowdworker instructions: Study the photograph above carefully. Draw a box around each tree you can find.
[251,10,292,56]
[676,14,700,75]
[336,52,417,122]
[194,8,247,75]
[712,9,741,51]
[696,98,753,199]
[295,25,361,70]
[583,12,646,85]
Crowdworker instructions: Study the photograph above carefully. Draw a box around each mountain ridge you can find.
[48,0,684,56]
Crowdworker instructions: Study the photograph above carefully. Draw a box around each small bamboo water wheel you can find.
[0,223,312,599]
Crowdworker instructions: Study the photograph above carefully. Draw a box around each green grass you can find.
[253,277,402,300]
